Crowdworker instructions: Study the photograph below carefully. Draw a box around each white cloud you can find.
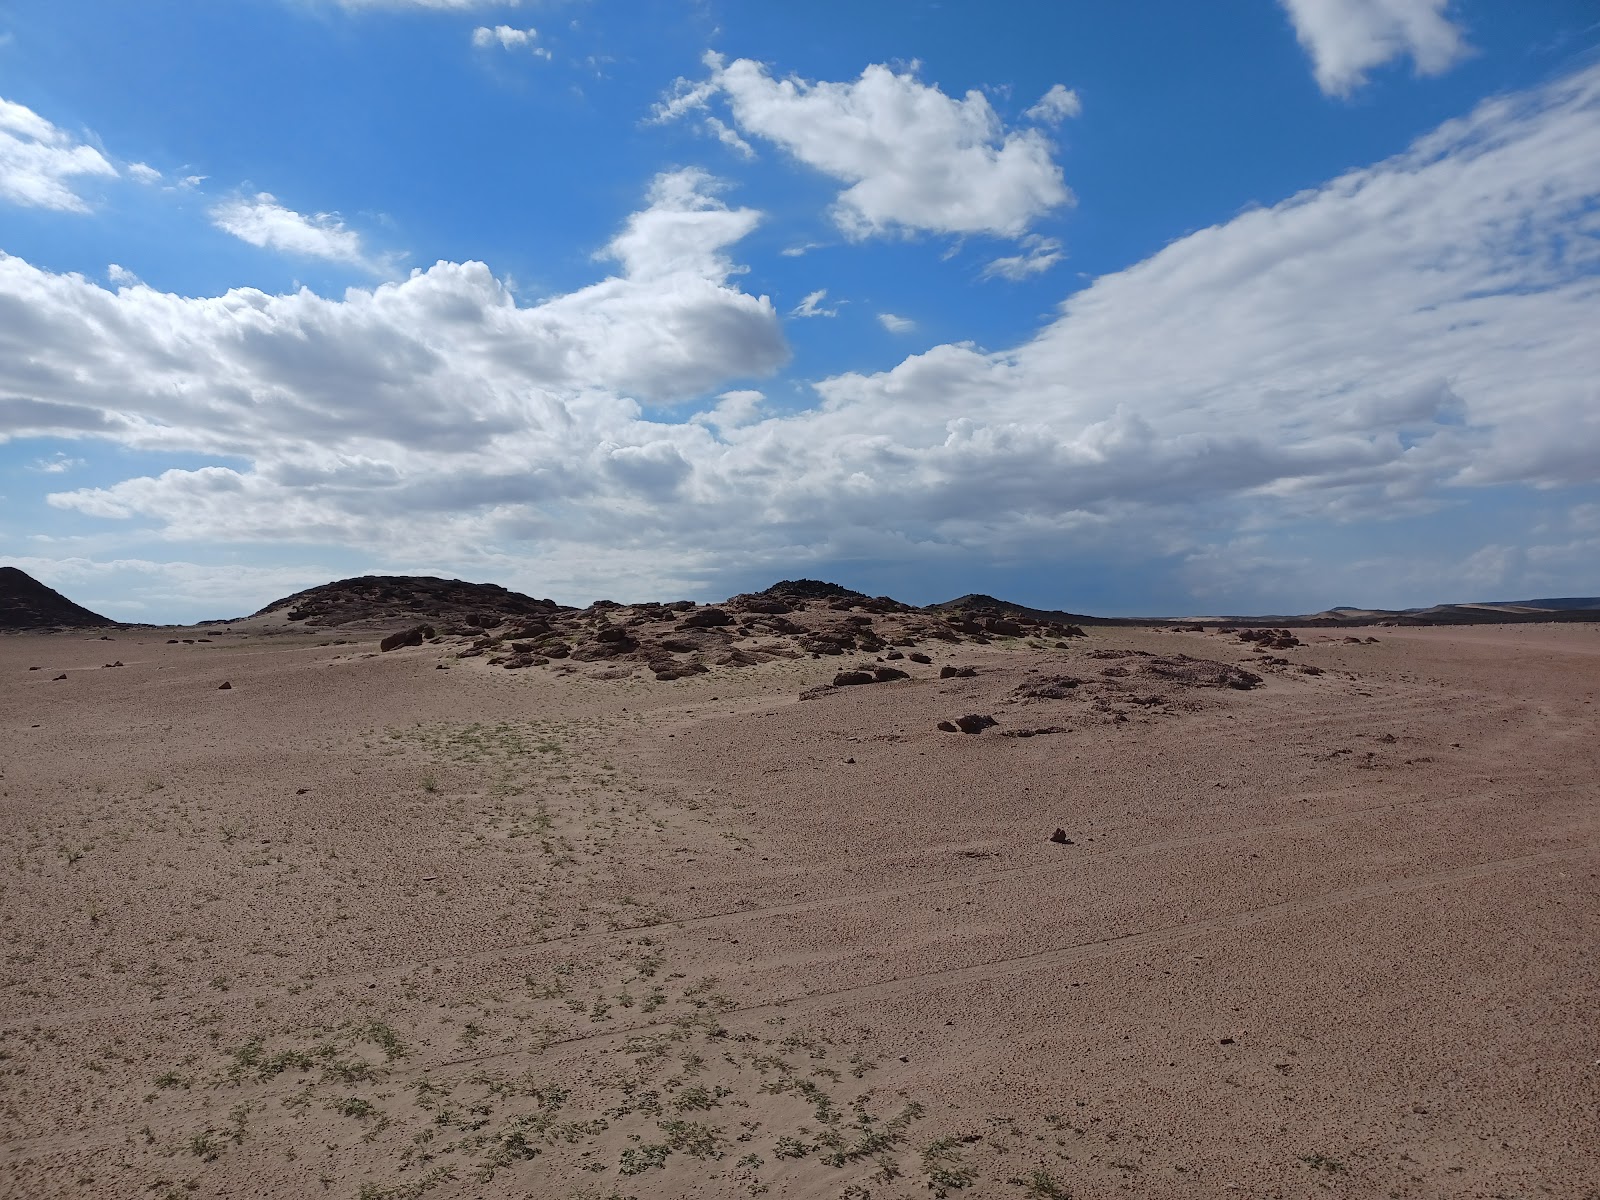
[209,192,378,269]
[107,263,139,286]
[471,24,549,57]
[692,389,765,432]
[0,95,117,211]
[791,288,837,318]
[1024,84,1082,125]
[1279,0,1471,96]
[876,312,916,333]
[704,116,754,159]
[0,555,340,620]
[28,453,84,474]
[127,161,162,184]
[2,66,1597,603]
[982,234,1063,281]
[654,53,1071,240]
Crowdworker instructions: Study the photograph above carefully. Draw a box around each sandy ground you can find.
[1,621,1596,1199]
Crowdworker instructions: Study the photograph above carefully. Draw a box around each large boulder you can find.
[679,607,734,628]
[379,624,434,652]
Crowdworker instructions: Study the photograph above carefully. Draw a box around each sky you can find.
[1,0,1598,622]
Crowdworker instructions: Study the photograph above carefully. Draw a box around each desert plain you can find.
[1,597,1597,1199]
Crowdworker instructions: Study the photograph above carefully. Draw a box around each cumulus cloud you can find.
[654,53,1071,240]
[471,24,549,57]
[0,96,117,211]
[877,312,916,333]
[209,192,377,269]
[982,234,1063,281]
[1279,0,1471,95]
[127,161,162,184]
[1024,84,1082,125]
[3,65,1598,603]
[791,289,837,318]
[2,167,784,482]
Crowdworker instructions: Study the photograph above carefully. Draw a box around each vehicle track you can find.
[2,791,1587,1035]
[2,845,1585,1165]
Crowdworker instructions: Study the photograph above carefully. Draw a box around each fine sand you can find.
[1,622,1596,1198]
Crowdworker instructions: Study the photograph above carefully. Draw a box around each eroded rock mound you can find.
[256,575,562,630]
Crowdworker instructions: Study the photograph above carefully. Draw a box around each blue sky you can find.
[1,0,1598,621]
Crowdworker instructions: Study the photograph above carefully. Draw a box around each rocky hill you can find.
[247,575,1089,681]
[0,566,114,631]
[931,592,1108,625]
[250,575,567,629]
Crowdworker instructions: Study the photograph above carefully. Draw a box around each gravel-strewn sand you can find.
[2,622,1596,1198]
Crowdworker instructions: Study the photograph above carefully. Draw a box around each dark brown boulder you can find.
[939,665,977,679]
[908,652,932,664]
[953,713,997,734]
[833,670,876,686]
[679,607,733,628]
[379,624,433,652]
[654,661,710,681]
[872,666,910,682]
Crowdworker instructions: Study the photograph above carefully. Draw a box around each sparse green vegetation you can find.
[1300,1151,1347,1174]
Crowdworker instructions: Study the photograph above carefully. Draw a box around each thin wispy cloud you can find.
[209,192,381,270]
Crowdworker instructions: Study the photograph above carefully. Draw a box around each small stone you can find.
[953,713,997,734]
[908,652,932,664]
[937,720,959,733]
[53,673,67,681]
[217,681,232,690]
[1049,828,1072,844]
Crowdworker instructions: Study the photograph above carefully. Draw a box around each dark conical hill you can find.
[0,565,115,630]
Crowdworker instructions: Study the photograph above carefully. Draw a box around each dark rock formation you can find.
[0,566,114,630]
